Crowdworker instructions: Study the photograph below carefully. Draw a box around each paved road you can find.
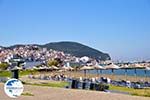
[0,83,149,100]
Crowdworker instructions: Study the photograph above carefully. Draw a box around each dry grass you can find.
[110,85,150,97]
[22,92,34,96]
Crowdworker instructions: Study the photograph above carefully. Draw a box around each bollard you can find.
[82,82,86,89]
[11,69,19,79]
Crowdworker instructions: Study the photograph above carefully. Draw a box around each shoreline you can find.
[47,71,150,82]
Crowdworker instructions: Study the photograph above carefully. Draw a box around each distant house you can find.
[80,56,90,63]
[64,62,82,67]
[22,61,43,69]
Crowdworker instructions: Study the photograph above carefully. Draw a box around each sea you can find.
[24,61,150,77]
[84,69,150,77]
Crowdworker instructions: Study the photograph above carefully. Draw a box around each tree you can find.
[47,60,59,67]
[0,62,9,70]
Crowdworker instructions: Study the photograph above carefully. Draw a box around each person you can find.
[107,78,111,84]
[79,77,83,82]
[126,81,131,88]
[92,77,96,83]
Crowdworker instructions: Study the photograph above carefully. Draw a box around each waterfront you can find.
[22,61,150,77]
[87,69,150,77]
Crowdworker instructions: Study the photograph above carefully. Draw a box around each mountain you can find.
[3,42,111,60]
[41,42,111,60]
[7,44,27,49]
[0,46,4,49]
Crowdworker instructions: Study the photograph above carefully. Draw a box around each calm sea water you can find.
[23,61,43,69]
[24,61,150,77]
[84,69,150,77]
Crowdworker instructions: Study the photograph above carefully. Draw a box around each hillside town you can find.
[0,45,150,71]
[0,45,102,70]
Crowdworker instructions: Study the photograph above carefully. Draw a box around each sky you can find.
[0,0,150,61]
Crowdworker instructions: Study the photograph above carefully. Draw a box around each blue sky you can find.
[0,0,150,61]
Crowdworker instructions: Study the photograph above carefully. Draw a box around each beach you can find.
[34,71,150,82]
[0,83,149,100]
[0,71,150,100]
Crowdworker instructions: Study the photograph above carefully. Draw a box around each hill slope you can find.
[42,42,111,60]
[2,42,111,60]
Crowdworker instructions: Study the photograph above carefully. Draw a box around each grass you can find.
[19,70,38,76]
[109,85,134,93]
[109,85,150,97]
[0,70,38,77]
[0,71,11,77]
[131,89,150,97]
[22,92,34,96]
[26,81,69,88]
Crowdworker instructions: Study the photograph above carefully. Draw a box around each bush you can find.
[98,83,109,91]
[47,60,59,66]
[0,62,9,70]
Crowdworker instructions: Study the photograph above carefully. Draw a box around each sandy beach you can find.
[0,83,149,100]
[35,71,150,82]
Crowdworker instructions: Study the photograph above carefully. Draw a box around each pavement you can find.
[0,83,150,100]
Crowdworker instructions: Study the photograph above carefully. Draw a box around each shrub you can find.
[0,62,9,70]
[98,83,109,91]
